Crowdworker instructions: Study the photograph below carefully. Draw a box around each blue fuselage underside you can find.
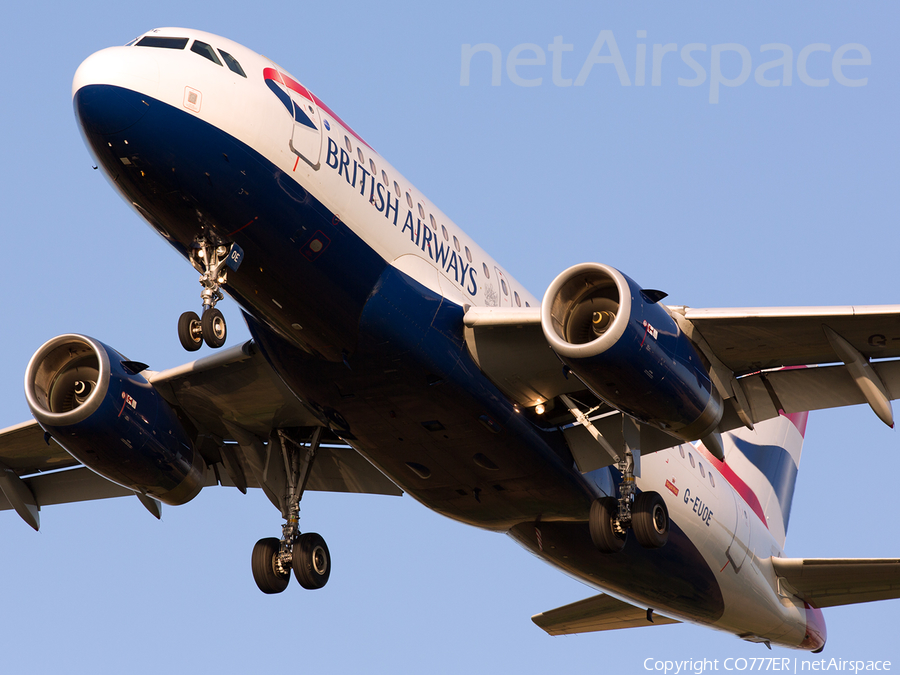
[74,83,724,622]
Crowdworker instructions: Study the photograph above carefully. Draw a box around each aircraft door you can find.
[725,491,752,573]
[288,88,322,170]
[266,67,323,170]
[290,91,322,170]
[493,267,511,307]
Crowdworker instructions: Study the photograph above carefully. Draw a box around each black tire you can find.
[293,532,331,590]
[589,497,626,553]
[633,491,669,549]
[251,537,289,594]
[201,307,227,348]
[177,311,203,352]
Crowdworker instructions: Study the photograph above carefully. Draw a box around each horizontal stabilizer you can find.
[532,593,679,636]
[772,557,900,608]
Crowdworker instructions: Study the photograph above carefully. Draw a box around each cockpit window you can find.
[218,49,247,78]
[135,36,189,50]
[191,40,223,66]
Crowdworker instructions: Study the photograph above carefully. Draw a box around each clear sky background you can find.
[1,2,897,673]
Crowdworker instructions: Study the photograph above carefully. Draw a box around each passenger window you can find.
[357,148,365,165]
[369,159,377,175]
[501,279,508,295]
[406,193,413,209]
[453,236,460,252]
[218,49,247,77]
[136,36,189,49]
[679,446,685,458]
[514,291,521,307]
[465,246,472,263]
[441,225,449,241]
[699,462,706,478]
[381,170,389,186]
[393,181,401,198]
[344,136,352,153]
[418,203,425,220]
[482,263,490,278]
[688,452,695,468]
[191,41,222,65]
[525,302,530,307]
[429,214,437,230]
[709,473,716,488]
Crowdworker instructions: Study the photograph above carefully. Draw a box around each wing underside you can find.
[463,304,900,470]
[0,341,400,529]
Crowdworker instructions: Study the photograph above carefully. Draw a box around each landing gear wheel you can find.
[292,532,331,589]
[177,311,203,352]
[201,307,227,348]
[251,537,290,594]
[632,491,669,549]
[590,497,626,553]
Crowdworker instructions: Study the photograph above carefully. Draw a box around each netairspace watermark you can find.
[642,657,892,674]
[460,31,871,103]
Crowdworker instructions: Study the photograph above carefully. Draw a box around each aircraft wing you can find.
[464,304,900,457]
[772,558,900,608]
[532,593,680,636]
[0,340,400,529]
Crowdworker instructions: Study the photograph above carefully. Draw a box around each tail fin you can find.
[721,412,808,548]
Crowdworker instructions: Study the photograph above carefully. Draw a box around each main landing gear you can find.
[251,428,332,594]
[589,449,670,553]
[178,238,242,351]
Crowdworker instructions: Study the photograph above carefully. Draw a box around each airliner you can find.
[1,27,898,651]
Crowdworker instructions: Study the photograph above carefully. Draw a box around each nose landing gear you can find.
[177,239,243,351]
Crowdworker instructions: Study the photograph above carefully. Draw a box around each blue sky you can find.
[1,2,897,673]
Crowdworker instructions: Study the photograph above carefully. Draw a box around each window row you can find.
[340,135,531,308]
[679,445,716,488]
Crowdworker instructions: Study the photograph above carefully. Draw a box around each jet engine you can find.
[25,335,205,505]
[541,263,722,444]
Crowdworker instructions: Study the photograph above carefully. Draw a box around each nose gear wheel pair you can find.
[177,238,242,351]
[178,307,226,350]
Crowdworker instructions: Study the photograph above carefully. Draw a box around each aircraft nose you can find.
[73,46,159,135]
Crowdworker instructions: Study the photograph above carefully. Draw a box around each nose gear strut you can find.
[177,238,243,351]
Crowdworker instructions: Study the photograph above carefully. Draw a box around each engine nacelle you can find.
[541,263,722,443]
[25,335,205,505]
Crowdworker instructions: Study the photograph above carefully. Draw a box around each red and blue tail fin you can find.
[720,412,808,548]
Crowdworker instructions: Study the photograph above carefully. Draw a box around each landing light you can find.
[535,403,546,415]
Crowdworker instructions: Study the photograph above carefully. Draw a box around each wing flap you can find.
[532,593,679,636]
[772,557,900,608]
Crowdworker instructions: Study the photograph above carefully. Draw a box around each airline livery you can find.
[1,28,898,650]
